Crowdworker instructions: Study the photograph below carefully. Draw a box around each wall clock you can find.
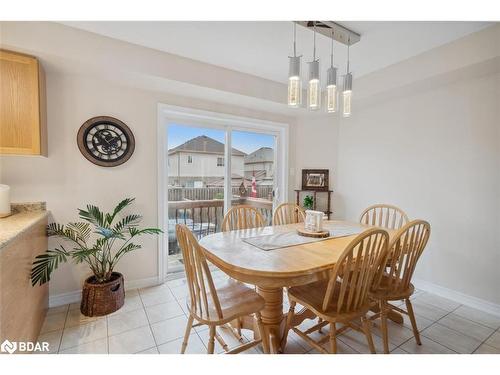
[77,116,135,167]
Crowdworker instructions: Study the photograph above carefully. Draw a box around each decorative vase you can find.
[80,272,125,316]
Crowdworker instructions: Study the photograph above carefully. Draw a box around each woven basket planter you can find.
[80,272,125,316]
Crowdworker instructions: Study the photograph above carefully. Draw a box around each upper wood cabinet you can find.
[0,49,47,156]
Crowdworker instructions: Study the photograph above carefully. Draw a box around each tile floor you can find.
[37,269,500,354]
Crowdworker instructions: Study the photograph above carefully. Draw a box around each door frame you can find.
[157,103,289,282]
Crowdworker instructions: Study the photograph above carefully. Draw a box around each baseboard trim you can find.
[413,278,500,317]
[48,276,159,308]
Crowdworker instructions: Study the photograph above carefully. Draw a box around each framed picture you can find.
[301,169,329,191]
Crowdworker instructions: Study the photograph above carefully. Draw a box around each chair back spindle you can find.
[322,229,389,314]
[272,203,306,226]
[222,205,265,232]
[359,204,409,230]
[374,220,431,295]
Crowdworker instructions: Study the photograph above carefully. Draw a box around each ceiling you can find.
[61,21,491,84]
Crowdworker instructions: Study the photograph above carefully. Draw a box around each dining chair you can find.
[272,203,306,226]
[359,204,409,230]
[176,224,267,354]
[369,220,431,354]
[281,228,389,354]
[222,205,265,232]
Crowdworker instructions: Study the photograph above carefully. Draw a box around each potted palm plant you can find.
[31,198,162,316]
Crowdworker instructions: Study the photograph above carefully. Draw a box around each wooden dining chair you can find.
[369,220,431,353]
[359,204,409,230]
[282,228,389,354]
[176,224,267,354]
[222,205,265,232]
[272,203,306,226]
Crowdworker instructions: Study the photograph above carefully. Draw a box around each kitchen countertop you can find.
[0,202,49,250]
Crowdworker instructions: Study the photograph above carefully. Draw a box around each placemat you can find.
[241,224,364,251]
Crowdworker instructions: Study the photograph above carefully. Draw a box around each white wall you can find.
[337,71,500,305]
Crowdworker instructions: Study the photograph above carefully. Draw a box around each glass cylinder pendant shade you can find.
[343,72,353,118]
[326,66,338,113]
[308,60,321,110]
[288,56,302,107]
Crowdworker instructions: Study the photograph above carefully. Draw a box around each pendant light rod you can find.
[312,21,317,61]
[330,30,334,67]
[295,21,360,46]
[346,36,350,73]
[293,22,297,57]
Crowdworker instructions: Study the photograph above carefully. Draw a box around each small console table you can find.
[295,189,333,220]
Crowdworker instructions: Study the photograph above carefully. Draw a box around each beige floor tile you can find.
[338,328,396,354]
[140,289,176,307]
[36,329,63,353]
[158,333,206,354]
[59,338,108,354]
[412,293,461,312]
[169,284,190,300]
[65,308,105,328]
[421,323,482,353]
[473,343,500,354]
[137,346,159,354]
[301,335,358,354]
[107,308,149,336]
[151,315,189,345]
[409,300,449,321]
[390,348,409,354]
[370,318,416,346]
[108,326,156,354]
[69,302,81,310]
[399,336,456,354]
[145,300,185,324]
[484,330,500,350]
[125,289,139,297]
[437,313,494,341]
[139,284,170,295]
[166,277,189,288]
[107,295,144,315]
[40,312,67,334]
[453,305,500,330]
[399,310,435,332]
[46,305,69,316]
[60,319,107,350]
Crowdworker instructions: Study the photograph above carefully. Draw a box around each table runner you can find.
[241,223,364,251]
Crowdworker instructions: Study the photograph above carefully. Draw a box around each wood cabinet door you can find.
[0,50,44,155]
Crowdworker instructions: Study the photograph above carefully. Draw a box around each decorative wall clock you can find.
[77,116,135,167]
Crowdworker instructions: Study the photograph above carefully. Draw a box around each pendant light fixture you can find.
[307,22,321,110]
[326,30,338,113]
[342,38,353,118]
[287,23,302,107]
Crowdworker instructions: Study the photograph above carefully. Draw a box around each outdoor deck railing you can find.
[167,196,273,255]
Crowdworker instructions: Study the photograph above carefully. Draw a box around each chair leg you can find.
[181,315,194,354]
[405,298,421,345]
[280,300,296,352]
[380,300,390,354]
[361,316,376,354]
[329,322,337,354]
[207,325,216,354]
[255,312,269,354]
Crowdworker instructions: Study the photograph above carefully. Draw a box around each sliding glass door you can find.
[165,122,282,275]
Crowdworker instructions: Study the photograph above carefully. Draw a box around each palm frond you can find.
[79,204,106,228]
[105,198,135,225]
[31,247,69,286]
[66,222,91,243]
[112,214,142,234]
[129,227,163,237]
[72,247,100,264]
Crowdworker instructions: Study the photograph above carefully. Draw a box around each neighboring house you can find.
[244,147,274,186]
[168,135,245,187]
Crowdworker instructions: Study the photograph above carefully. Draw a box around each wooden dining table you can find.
[199,220,399,354]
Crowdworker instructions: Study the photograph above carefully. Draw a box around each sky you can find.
[167,123,274,154]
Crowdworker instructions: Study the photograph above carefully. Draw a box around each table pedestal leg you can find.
[257,286,284,354]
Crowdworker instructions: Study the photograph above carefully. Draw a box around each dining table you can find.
[198,220,400,354]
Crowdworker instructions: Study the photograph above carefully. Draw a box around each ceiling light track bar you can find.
[295,21,361,45]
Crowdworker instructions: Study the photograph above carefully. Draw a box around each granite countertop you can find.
[0,202,49,250]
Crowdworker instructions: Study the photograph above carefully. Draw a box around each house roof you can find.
[244,147,274,164]
[168,135,246,156]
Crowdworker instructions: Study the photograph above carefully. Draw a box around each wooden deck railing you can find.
[167,196,273,255]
